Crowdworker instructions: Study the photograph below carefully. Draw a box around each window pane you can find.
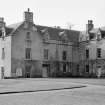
[44,49,48,59]
[97,48,101,58]
[62,51,67,60]
[26,32,30,39]
[86,65,89,73]
[26,48,31,59]
[86,49,89,59]
[2,48,5,59]
[63,63,66,72]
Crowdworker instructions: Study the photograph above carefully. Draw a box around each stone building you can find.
[79,20,105,77]
[0,9,80,78]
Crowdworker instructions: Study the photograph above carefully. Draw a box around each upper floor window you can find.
[25,48,31,59]
[86,49,89,59]
[26,32,31,40]
[97,48,101,58]
[26,32,31,48]
[62,51,67,60]
[44,49,49,60]
[26,40,31,48]
[2,48,5,60]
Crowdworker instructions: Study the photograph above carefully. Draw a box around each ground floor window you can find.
[77,64,79,73]
[86,65,89,73]
[1,67,4,79]
[63,63,66,72]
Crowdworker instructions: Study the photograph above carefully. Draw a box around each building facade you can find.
[0,9,80,78]
[79,20,105,77]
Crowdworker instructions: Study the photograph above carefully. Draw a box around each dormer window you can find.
[59,31,68,43]
[41,28,49,41]
[44,32,49,40]
[62,34,68,43]
[89,33,95,40]
[101,31,105,38]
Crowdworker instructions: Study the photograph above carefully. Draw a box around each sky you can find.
[0,0,105,31]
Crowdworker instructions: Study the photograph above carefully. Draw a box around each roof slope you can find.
[36,25,80,42]
[0,22,80,42]
[0,22,23,36]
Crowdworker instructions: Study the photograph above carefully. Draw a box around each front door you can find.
[43,67,48,77]
[25,65,31,78]
[42,64,50,78]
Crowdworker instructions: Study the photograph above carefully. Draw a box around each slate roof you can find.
[0,22,80,42]
[0,27,13,36]
[89,28,99,33]
[89,27,105,33]
[7,22,23,34]
[36,25,80,42]
[0,22,23,36]
[100,26,105,31]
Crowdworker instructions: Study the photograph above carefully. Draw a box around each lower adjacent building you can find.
[0,9,80,78]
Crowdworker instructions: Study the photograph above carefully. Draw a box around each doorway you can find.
[42,64,50,78]
[25,65,31,78]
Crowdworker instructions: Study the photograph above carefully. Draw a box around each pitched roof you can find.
[89,28,99,33]
[0,22,80,42]
[100,27,105,31]
[0,27,13,37]
[36,25,80,42]
[89,26,105,33]
[7,22,23,34]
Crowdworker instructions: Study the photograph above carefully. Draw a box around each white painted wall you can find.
[0,36,11,78]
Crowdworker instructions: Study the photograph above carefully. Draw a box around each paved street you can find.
[0,78,105,105]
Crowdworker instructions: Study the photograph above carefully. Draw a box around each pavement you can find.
[0,78,85,94]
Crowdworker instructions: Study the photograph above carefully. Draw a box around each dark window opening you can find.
[86,65,89,73]
[86,49,89,59]
[44,49,49,60]
[63,63,66,72]
[26,32,31,39]
[62,51,67,60]
[89,33,95,40]
[0,31,2,37]
[2,48,5,60]
[1,67,4,78]
[77,64,79,73]
[101,31,105,38]
[25,48,31,59]
[97,48,101,58]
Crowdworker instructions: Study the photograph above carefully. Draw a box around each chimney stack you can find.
[24,8,33,23]
[86,20,94,33]
[0,17,6,38]
[0,17,5,29]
